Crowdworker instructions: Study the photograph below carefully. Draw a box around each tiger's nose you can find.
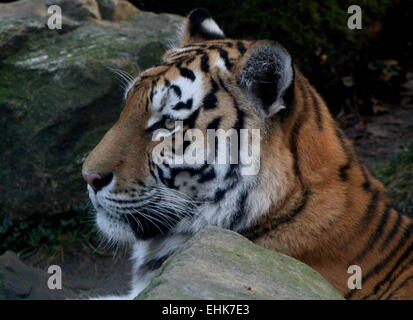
[82,172,114,192]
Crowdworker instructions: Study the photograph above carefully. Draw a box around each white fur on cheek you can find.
[147,72,205,128]
[95,210,135,244]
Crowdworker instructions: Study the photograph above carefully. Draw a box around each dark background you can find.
[0,0,412,298]
[134,0,413,117]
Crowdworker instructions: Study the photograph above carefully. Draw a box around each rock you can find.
[0,251,73,299]
[0,0,101,21]
[96,0,118,20]
[0,1,183,223]
[0,0,140,22]
[112,0,140,21]
[0,229,343,300]
[97,0,140,21]
[137,227,344,300]
[57,0,102,21]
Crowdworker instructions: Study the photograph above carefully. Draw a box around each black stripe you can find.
[140,67,171,81]
[163,165,209,190]
[308,87,323,130]
[275,188,311,227]
[202,78,219,110]
[207,116,222,130]
[214,189,226,203]
[242,189,311,241]
[200,54,210,73]
[349,204,391,264]
[156,166,168,186]
[169,164,208,179]
[364,224,413,299]
[169,46,206,57]
[377,254,413,299]
[185,55,196,65]
[182,139,192,155]
[360,164,372,192]
[359,189,381,229]
[229,189,249,230]
[385,274,413,299]
[217,75,229,92]
[339,163,351,181]
[356,223,413,299]
[335,127,353,158]
[149,168,157,181]
[184,107,200,129]
[218,74,245,163]
[170,85,182,98]
[225,164,239,180]
[218,48,233,70]
[202,92,218,109]
[149,80,156,102]
[289,80,309,179]
[146,115,168,132]
[216,75,245,133]
[169,48,205,61]
[179,67,196,81]
[168,55,196,65]
[335,127,354,182]
[236,41,246,54]
[173,98,193,110]
[197,167,216,183]
[211,178,239,204]
[381,211,403,250]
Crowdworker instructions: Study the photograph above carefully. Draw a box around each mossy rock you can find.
[373,140,413,216]
[0,251,73,300]
[0,2,183,222]
[137,227,344,300]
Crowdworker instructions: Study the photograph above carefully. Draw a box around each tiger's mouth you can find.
[120,208,180,240]
[88,184,196,242]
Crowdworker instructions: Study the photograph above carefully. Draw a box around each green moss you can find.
[373,136,413,216]
[0,204,95,260]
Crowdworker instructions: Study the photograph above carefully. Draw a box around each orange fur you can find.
[83,37,413,299]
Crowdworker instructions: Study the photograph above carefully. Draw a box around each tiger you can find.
[82,8,413,300]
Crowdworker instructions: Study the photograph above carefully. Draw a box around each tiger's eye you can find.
[165,118,175,130]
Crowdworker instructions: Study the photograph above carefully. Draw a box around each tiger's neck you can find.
[270,174,413,300]
[243,72,413,299]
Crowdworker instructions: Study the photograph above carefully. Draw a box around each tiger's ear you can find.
[236,41,294,118]
[179,8,225,46]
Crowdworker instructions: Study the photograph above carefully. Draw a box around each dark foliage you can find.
[134,0,413,115]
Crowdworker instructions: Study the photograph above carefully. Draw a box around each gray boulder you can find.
[137,227,344,300]
[0,251,73,299]
[0,0,183,222]
[0,228,344,300]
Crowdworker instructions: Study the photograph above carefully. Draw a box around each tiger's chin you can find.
[95,209,137,244]
[95,207,178,243]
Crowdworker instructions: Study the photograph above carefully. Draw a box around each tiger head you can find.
[82,8,296,243]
